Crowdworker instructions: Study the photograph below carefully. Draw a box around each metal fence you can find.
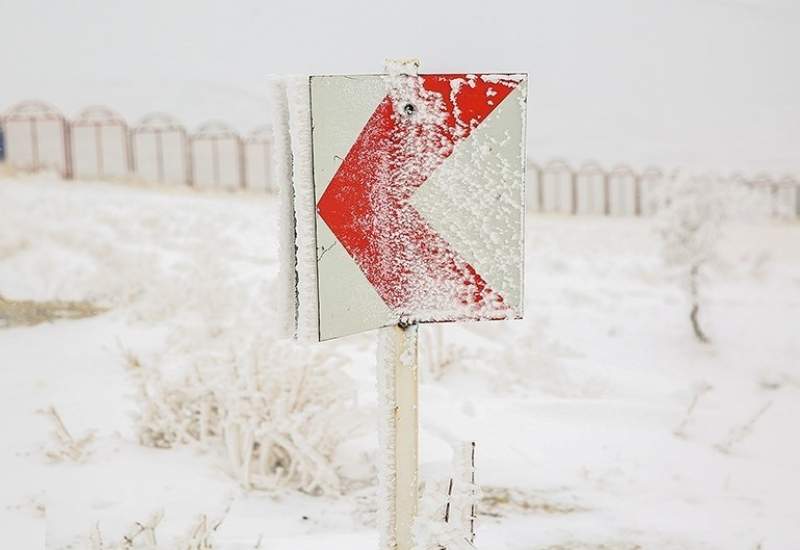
[1,101,798,219]
[0,101,274,191]
[527,159,800,219]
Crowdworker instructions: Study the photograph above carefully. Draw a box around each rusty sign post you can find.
[273,62,527,550]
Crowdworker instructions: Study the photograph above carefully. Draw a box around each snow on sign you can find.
[277,73,528,342]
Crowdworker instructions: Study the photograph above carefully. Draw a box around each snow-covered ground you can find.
[1,176,799,549]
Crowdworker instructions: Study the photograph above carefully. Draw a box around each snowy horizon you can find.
[1,0,799,173]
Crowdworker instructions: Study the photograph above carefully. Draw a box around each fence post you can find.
[154,130,164,183]
[238,137,247,190]
[535,166,543,213]
[211,136,220,187]
[795,183,800,220]
[184,129,194,187]
[603,173,610,216]
[263,139,271,192]
[634,174,642,216]
[94,122,104,178]
[63,119,73,179]
[128,128,136,175]
[770,184,778,219]
[30,119,39,168]
[570,171,578,215]
[0,118,5,163]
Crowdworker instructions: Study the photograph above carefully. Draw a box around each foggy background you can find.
[1,0,798,172]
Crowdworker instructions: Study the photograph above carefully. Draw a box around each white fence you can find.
[0,101,273,192]
[2,101,798,219]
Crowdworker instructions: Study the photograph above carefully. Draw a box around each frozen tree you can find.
[656,175,728,344]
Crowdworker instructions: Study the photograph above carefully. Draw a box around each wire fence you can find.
[0,101,274,191]
[1,100,798,219]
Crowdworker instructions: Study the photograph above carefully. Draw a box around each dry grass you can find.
[0,162,23,178]
[41,406,95,463]
[479,487,588,517]
[715,401,774,455]
[540,544,643,550]
[85,505,235,549]
[0,294,105,328]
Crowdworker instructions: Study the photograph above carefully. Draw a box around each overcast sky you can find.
[1,0,798,172]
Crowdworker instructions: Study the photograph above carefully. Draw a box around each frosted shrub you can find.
[136,368,220,449]
[656,176,728,343]
[86,509,233,550]
[221,339,356,495]
[134,339,358,495]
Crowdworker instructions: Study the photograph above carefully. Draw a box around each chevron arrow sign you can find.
[309,73,527,341]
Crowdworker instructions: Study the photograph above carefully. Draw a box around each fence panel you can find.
[639,168,665,216]
[132,114,189,185]
[608,166,638,216]
[2,101,70,177]
[190,122,243,190]
[244,126,273,192]
[575,163,606,215]
[71,107,130,179]
[541,160,574,214]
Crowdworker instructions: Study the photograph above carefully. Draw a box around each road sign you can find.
[309,73,528,341]
[273,67,529,550]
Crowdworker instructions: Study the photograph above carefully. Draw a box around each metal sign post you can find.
[274,63,527,550]
[377,323,419,550]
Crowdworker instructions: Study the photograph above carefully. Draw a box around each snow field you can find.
[0,176,798,549]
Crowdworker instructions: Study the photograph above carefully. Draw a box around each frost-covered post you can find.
[377,323,419,550]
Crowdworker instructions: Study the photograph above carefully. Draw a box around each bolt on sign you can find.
[288,73,528,341]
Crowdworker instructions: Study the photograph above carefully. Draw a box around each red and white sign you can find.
[310,73,527,340]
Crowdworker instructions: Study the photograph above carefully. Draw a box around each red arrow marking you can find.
[317,74,520,320]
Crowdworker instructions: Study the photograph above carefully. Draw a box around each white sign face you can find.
[310,73,527,341]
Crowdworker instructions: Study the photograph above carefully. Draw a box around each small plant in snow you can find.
[41,406,95,463]
[88,511,164,550]
[132,338,359,495]
[86,507,233,550]
[178,512,226,550]
[715,401,773,454]
[673,381,713,439]
[420,324,475,380]
[656,175,729,344]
